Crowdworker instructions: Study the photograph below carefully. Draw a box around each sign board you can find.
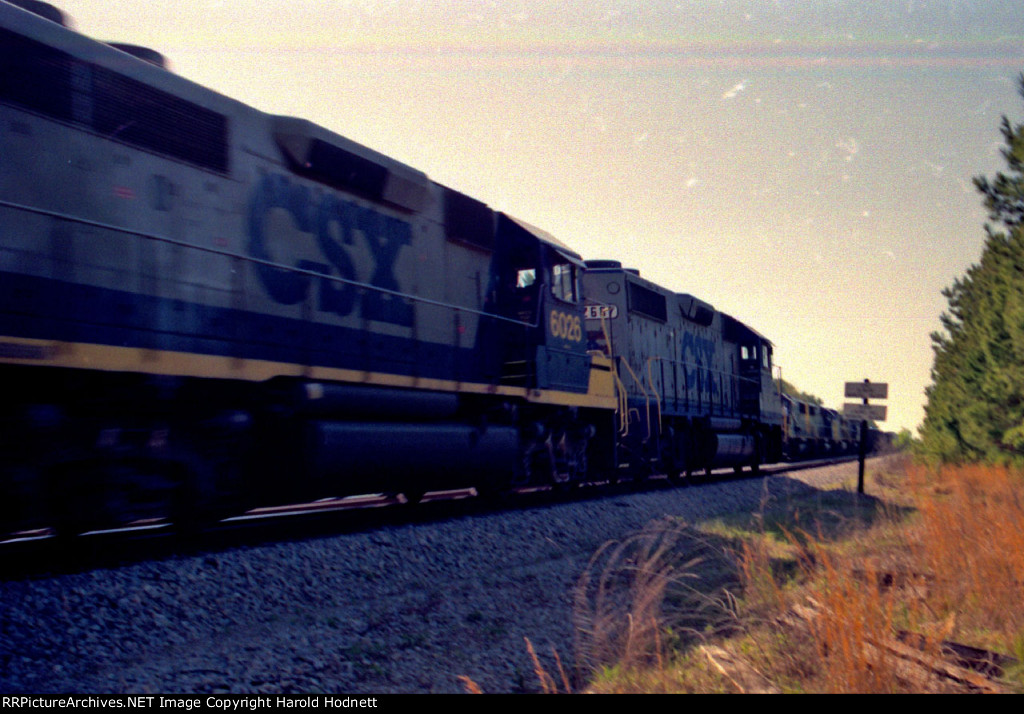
[843,403,887,421]
[584,304,619,320]
[845,382,888,400]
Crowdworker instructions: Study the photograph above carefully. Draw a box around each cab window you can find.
[516,269,536,289]
[551,262,578,303]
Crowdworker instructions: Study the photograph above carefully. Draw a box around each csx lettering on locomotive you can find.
[680,332,719,400]
[247,173,414,327]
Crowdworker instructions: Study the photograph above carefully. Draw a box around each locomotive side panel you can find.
[583,264,739,421]
[0,6,253,380]
[0,4,523,389]
[583,261,763,476]
[0,4,608,533]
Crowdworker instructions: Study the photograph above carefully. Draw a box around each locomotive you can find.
[0,1,837,537]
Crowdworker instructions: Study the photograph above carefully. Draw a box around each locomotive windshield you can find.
[550,262,578,303]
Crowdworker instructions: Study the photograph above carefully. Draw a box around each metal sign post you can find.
[843,379,888,494]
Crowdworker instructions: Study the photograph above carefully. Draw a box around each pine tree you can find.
[920,74,1024,464]
[779,379,823,406]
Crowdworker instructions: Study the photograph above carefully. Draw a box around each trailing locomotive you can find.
[780,396,863,460]
[581,261,782,478]
[0,2,824,537]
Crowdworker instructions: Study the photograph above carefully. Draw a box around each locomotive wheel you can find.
[660,425,687,485]
[662,448,683,485]
[733,461,758,476]
[688,467,710,485]
[169,456,219,538]
[49,465,95,539]
[553,480,579,498]
[684,466,695,484]
[607,466,627,486]
[629,460,652,486]
[48,454,180,538]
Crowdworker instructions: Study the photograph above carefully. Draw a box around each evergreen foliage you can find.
[894,428,916,451]
[919,75,1024,464]
[779,378,823,406]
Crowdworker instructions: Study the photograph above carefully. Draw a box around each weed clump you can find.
[578,457,1024,693]
[461,457,1024,693]
[730,460,1024,693]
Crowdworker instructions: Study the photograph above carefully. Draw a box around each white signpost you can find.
[843,403,888,421]
[843,379,888,494]
[845,382,889,400]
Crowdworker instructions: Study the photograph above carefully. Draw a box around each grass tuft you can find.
[571,456,1024,693]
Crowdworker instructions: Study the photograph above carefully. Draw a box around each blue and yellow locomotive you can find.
[0,1,790,536]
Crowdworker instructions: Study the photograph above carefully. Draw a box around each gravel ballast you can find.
[1,459,870,693]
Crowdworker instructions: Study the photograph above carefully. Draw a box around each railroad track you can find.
[0,456,858,577]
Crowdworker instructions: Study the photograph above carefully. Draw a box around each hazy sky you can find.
[56,0,1024,432]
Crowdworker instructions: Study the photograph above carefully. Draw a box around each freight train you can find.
[0,1,861,537]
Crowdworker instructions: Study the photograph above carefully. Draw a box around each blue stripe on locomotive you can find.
[0,4,593,396]
[0,267,485,382]
[0,210,593,392]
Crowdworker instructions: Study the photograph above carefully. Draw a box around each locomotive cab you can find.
[737,341,766,416]
[484,214,589,393]
[722,316,784,463]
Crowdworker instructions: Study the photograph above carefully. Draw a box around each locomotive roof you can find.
[721,313,774,346]
[272,115,432,213]
[502,213,584,265]
[2,1,432,209]
[2,1,231,106]
[6,0,65,26]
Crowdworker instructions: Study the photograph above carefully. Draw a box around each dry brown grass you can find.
[572,519,741,680]
[578,457,1024,693]
[729,460,1024,693]
[573,521,684,673]
[788,545,943,692]
[905,463,1024,648]
[459,458,1024,692]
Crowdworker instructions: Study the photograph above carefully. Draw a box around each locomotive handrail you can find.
[646,357,664,435]
[614,368,630,436]
[0,197,539,330]
[615,356,653,441]
[592,313,632,435]
[634,355,762,390]
[606,353,631,436]
[626,354,761,419]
